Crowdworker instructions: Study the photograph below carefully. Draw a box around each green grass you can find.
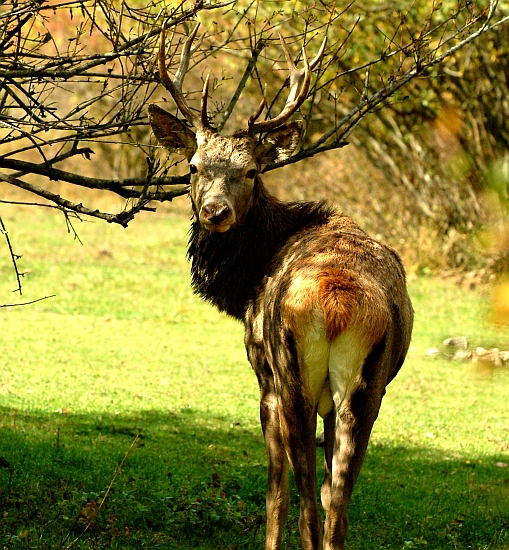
[1,207,508,549]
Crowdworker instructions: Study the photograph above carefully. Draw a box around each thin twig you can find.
[1,295,56,308]
[217,40,266,132]
[63,211,84,245]
[0,200,64,209]
[0,214,23,295]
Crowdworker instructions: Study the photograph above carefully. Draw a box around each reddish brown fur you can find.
[317,268,359,343]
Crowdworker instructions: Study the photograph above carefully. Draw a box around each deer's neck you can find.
[187,178,332,320]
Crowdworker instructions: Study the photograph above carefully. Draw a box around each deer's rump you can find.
[251,212,413,419]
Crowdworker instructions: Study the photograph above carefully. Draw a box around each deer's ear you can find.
[254,121,303,165]
[149,104,197,160]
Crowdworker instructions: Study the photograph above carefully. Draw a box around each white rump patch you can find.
[328,324,368,409]
[299,313,368,418]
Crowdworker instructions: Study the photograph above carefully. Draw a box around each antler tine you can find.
[247,97,267,128]
[201,72,212,129]
[174,24,201,91]
[278,33,308,104]
[309,35,327,71]
[158,22,210,129]
[248,33,326,135]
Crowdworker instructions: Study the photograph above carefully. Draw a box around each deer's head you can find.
[149,24,325,233]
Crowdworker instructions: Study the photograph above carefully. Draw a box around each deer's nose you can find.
[201,201,232,225]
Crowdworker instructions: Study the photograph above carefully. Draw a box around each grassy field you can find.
[1,206,508,549]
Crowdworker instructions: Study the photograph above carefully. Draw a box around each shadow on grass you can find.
[0,406,508,550]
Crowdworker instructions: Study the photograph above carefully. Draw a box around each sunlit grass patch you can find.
[1,207,508,549]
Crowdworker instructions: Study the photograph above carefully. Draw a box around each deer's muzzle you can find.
[200,198,235,232]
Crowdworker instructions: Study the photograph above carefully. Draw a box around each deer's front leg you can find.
[260,380,290,550]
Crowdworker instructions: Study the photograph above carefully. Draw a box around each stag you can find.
[149,24,414,550]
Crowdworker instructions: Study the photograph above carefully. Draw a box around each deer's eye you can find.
[189,164,198,175]
[246,168,257,179]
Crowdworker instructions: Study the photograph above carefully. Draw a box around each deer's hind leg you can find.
[323,337,389,550]
[321,409,335,518]
[276,384,323,550]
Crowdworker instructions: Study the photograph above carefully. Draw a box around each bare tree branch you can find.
[0,294,56,308]
[0,0,507,281]
[0,214,23,294]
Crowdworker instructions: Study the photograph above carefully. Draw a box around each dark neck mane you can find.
[187,178,332,320]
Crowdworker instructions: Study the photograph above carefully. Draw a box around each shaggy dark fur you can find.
[188,177,333,320]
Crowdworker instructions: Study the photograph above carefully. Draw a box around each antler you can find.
[158,22,212,130]
[248,33,327,135]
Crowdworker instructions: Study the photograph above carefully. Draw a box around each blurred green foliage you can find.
[207,1,509,272]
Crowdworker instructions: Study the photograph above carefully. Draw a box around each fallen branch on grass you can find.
[427,336,509,366]
[61,432,140,550]
[0,295,56,308]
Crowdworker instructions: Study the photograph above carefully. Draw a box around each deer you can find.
[148,24,414,550]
